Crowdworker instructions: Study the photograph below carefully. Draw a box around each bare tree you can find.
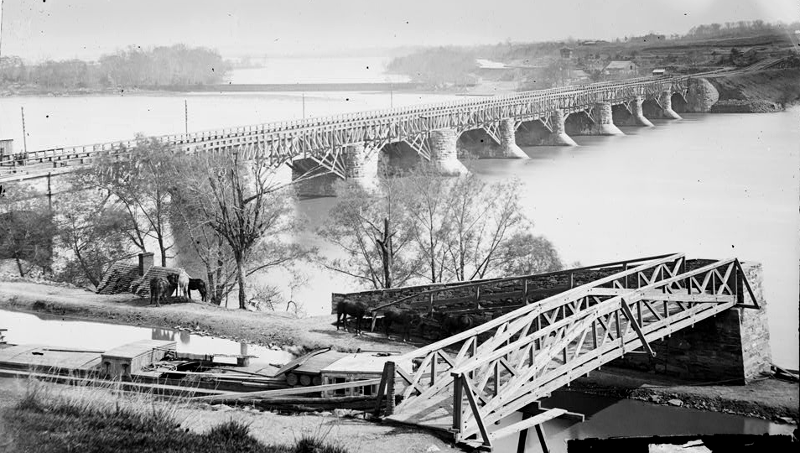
[175,151,309,310]
[0,186,56,277]
[317,178,418,289]
[319,165,563,288]
[55,185,131,287]
[89,135,175,266]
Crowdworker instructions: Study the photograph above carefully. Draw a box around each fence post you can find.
[385,361,396,415]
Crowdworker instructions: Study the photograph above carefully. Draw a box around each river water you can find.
[0,309,293,368]
[0,64,797,371]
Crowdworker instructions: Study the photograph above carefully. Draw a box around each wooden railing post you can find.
[452,373,463,435]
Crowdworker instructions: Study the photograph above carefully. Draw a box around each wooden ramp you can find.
[380,254,761,450]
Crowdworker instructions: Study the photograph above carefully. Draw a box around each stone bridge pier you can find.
[611,96,654,127]
[457,119,528,159]
[642,90,682,120]
[516,109,577,147]
[565,102,624,136]
[429,128,469,175]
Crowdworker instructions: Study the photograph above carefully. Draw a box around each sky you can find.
[0,0,798,61]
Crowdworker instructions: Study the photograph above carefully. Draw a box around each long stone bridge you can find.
[0,74,719,196]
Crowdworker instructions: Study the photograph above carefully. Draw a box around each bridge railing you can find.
[386,254,758,448]
[0,75,690,175]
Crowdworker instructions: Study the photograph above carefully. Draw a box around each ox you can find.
[336,300,368,334]
[149,276,171,307]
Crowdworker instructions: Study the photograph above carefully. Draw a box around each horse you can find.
[336,300,368,334]
[434,312,476,337]
[149,276,170,307]
[188,278,207,302]
[383,308,421,342]
[167,270,190,298]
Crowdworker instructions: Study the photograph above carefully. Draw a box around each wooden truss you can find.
[381,253,758,450]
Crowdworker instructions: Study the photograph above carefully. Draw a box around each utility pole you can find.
[184,100,188,134]
[20,106,27,153]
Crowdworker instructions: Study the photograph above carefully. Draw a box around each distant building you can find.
[560,47,573,59]
[475,58,507,70]
[652,68,666,76]
[604,61,639,77]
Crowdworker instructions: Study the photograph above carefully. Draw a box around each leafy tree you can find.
[0,187,56,277]
[174,152,310,309]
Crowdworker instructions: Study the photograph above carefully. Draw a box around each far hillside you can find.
[384,20,800,92]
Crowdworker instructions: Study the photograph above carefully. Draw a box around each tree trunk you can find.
[14,255,24,277]
[158,236,167,267]
[236,257,247,310]
[382,217,393,289]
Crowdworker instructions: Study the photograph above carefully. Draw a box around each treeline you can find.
[0,45,229,89]
[684,20,800,40]
[385,47,478,87]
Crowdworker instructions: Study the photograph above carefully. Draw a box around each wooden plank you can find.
[489,408,566,442]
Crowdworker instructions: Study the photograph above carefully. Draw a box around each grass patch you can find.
[3,379,348,453]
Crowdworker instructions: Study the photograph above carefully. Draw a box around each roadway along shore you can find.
[0,277,797,426]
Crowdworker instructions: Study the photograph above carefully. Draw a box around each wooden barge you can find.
[0,340,410,409]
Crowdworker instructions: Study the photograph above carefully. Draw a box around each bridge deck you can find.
[375,254,759,450]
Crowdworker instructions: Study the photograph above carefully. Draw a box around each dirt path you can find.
[0,279,418,355]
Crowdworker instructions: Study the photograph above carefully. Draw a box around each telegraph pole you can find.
[184,100,188,134]
[20,106,27,153]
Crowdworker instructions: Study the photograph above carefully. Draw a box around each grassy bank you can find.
[1,380,347,453]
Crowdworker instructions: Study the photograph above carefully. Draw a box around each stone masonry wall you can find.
[612,262,771,384]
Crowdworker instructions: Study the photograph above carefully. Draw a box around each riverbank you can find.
[707,66,800,112]
[0,278,418,356]
[2,278,797,426]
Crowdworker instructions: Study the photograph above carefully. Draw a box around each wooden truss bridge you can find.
[372,253,760,451]
[0,74,689,184]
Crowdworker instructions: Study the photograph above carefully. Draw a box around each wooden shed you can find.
[101,339,176,378]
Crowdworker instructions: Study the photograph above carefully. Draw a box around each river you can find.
[0,62,797,371]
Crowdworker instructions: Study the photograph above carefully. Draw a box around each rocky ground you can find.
[1,278,797,430]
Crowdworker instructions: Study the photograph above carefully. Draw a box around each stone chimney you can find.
[138,252,154,276]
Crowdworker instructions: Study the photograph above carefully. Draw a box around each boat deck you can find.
[0,344,102,372]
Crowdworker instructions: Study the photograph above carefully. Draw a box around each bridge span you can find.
[0,74,719,194]
[354,253,768,451]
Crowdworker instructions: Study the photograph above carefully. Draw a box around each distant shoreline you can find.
[0,82,426,97]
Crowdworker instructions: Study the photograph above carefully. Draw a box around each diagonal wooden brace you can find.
[620,299,656,358]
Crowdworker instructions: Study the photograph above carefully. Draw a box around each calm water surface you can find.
[0,309,293,368]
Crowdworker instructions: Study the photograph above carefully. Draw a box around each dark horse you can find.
[188,278,207,302]
[336,300,368,334]
[383,308,421,342]
[149,276,170,307]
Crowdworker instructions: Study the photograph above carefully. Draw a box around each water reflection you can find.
[151,328,175,342]
[491,392,794,453]
[1,309,293,367]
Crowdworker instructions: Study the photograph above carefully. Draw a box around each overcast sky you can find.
[1,0,797,61]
